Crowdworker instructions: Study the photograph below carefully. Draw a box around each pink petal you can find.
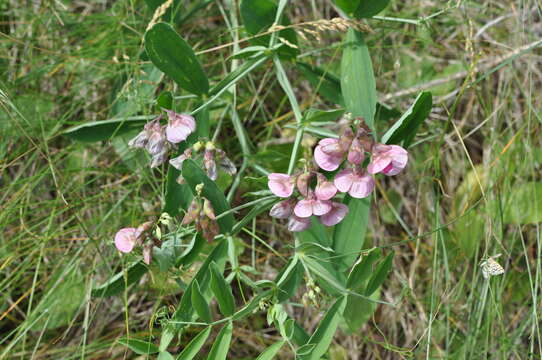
[312,200,332,216]
[315,174,337,201]
[349,174,374,198]
[382,145,408,176]
[320,202,349,226]
[347,138,364,165]
[367,155,391,175]
[269,199,295,219]
[334,169,355,193]
[114,227,137,253]
[288,215,312,232]
[314,145,343,171]
[268,173,294,198]
[319,138,342,156]
[294,199,314,218]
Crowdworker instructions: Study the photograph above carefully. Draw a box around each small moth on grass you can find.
[480,254,505,279]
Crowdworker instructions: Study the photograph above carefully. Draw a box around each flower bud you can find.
[203,198,216,220]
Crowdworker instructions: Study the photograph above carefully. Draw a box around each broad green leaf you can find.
[298,217,331,248]
[298,296,347,360]
[334,0,361,14]
[157,91,173,110]
[346,248,381,290]
[332,195,371,271]
[381,91,432,148]
[365,252,394,296]
[177,233,205,267]
[504,182,542,224]
[117,338,159,355]
[63,116,149,142]
[176,326,212,360]
[240,0,298,58]
[303,108,345,125]
[145,22,209,95]
[354,0,391,18]
[182,159,234,233]
[163,162,193,216]
[191,280,212,323]
[343,290,379,331]
[91,261,148,298]
[275,258,304,303]
[341,28,376,128]
[154,240,176,272]
[255,340,285,360]
[302,257,347,294]
[210,262,235,316]
[158,351,175,360]
[232,290,272,321]
[284,319,310,346]
[207,322,233,360]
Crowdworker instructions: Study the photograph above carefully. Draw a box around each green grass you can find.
[1,0,541,359]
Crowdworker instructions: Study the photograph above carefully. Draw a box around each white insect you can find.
[480,254,505,279]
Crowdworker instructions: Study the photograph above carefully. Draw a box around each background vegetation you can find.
[1,0,541,359]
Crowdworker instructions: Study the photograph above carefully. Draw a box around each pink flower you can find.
[367,144,408,176]
[165,110,196,144]
[334,168,375,198]
[294,198,332,218]
[347,138,364,165]
[288,215,312,232]
[314,138,344,171]
[320,202,349,226]
[114,227,138,253]
[315,173,337,200]
[268,173,295,198]
[270,199,296,219]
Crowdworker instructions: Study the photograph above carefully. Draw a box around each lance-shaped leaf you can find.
[207,322,233,360]
[255,340,285,360]
[381,91,432,148]
[182,159,234,233]
[145,22,209,95]
[365,251,394,296]
[341,28,376,129]
[354,0,391,18]
[176,326,212,360]
[210,261,235,316]
[191,280,212,323]
[117,338,159,355]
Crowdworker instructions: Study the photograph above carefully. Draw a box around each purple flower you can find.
[288,215,312,232]
[169,148,192,170]
[314,138,344,171]
[367,144,408,176]
[334,168,375,198]
[165,110,196,144]
[128,119,162,149]
[268,173,295,198]
[270,199,296,219]
[320,202,349,226]
[114,227,138,253]
[314,173,337,200]
[294,197,332,218]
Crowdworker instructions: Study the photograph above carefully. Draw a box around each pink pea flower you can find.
[320,202,349,226]
[294,197,332,218]
[288,215,312,232]
[314,138,344,171]
[334,168,375,198]
[347,138,364,165]
[367,144,408,176]
[268,173,295,198]
[315,173,337,200]
[270,199,296,219]
[165,110,196,144]
[128,119,162,149]
[114,227,138,253]
[169,148,192,170]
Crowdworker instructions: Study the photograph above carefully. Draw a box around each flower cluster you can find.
[170,141,236,181]
[128,110,196,168]
[268,122,408,232]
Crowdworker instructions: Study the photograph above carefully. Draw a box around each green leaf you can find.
[210,262,235,316]
[63,116,150,142]
[176,326,212,360]
[346,248,381,290]
[158,351,175,360]
[504,182,542,224]
[303,108,345,125]
[275,258,304,303]
[163,163,193,217]
[191,280,212,323]
[231,197,276,235]
[255,340,285,360]
[297,62,344,106]
[182,159,234,233]
[354,0,391,18]
[157,91,173,110]
[117,338,159,355]
[381,91,432,148]
[207,322,233,360]
[365,252,394,296]
[91,261,148,298]
[240,0,298,58]
[341,28,376,128]
[334,0,361,14]
[298,296,347,360]
[145,22,209,95]
[343,290,379,331]
[332,195,371,271]
[302,257,347,294]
